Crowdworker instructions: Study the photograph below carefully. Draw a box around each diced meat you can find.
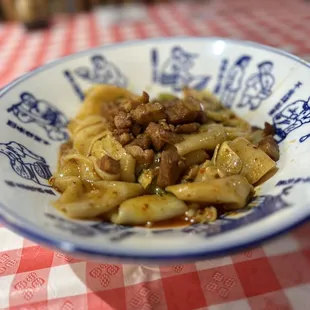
[114,111,132,129]
[101,101,124,122]
[157,147,186,188]
[128,134,152,150]
[123,99,141,112]
[131,102,166,125]
[121,92,150,113]
[258,135,280,161]
[158,130,184,144]
[158,119,175,132]
[263,122,276,136]
[125,145,155,164]
[252,122,275,135]
[196,111,208,124]
[175,123,200,134]
[115,132,134,146]
[99,155,120,174]
[165,97,201,125]
[145,122,183,151]
[159,98,180,109]
[113,128,130,135]
[145,122,166,151]
[132,124,142,137]
[140,91,150,104]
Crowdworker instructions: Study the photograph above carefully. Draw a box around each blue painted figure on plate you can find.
[238,61,275,110]
[220,55,252,107]
[75,55,127,87]
[152,46,210,91]
[273,97,310,143]
[7,92,68,141]
[0,141,51,186]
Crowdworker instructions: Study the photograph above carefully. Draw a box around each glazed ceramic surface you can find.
[0,37,309,263]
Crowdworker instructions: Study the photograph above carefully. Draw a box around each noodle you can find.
[50,85,279,226]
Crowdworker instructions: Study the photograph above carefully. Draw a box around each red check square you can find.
[162,272,206,310]
[17,246,54,274]
[234,257,281,297]
[87,288,126,310]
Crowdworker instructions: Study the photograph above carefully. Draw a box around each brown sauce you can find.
[141,216,192,229]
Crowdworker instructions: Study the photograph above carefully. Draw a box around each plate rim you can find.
[0,36,309,261]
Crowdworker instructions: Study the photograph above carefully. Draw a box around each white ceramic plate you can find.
[0,37,309,263]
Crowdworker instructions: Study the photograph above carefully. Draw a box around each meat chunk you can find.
[114,111,132,129]
[123,99,140,112]
[175,123,200,134]
[131,102,166,125]
[125,145,154,164]
[159,130,184,144]
[145,122,166,151]
[263,122,276,136]
[196,111,208,124]
[122,92,150,113]
[113,128,130,135]
[159,98,180,109]
[128,134,152,150]
[165,97,201,125]
[132,124,142,137]
[99,155,120,174]
[158,119,175,132]
[101,101,124,122]
[115,132,134,146]
[139,91,150,104]
[145,122,183,151]
[258,135,280,161]
[157,147,186,188]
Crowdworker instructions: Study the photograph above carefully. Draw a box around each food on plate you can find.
[50,84,280,227]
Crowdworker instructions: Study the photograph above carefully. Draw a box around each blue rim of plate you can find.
[0,36,310,262]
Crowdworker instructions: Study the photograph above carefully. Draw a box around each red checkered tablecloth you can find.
[1,1,310,309]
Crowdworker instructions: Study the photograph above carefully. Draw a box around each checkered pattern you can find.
[1,226,310,309]
[1,0,310,308]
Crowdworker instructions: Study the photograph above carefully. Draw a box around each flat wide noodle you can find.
[73,122,108,157]
[109,194,187,225]
[175,125,227,156]
[53,180,145,218]
[166,175,253,210]
[50,85,279,226]
[229,137,276,184]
